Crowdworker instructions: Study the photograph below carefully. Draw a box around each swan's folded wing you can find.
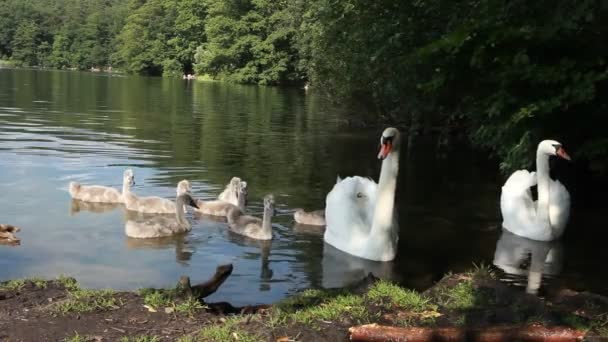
[325,176,377,238]
[500,170,537,232]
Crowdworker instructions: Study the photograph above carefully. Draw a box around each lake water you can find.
[0,68,606,305]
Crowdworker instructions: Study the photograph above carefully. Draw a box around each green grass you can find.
[141,288,205,315]
[64,333,86,342]
[198,316,260,342]
[174,296,206,315]
[142,289,174,309]
[52,288,119,314]
[436,280,476,310]
[368,280,437,312]
[30,277,48,289]
[119,336,161,342]
[0,279,26,291]
[57,275,80,291]
[466,262,496,280]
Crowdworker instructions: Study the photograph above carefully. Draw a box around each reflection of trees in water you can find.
[493,230,563,295]
[122,209,194,265]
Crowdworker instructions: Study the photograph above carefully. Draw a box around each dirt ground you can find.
[1,269,608,342]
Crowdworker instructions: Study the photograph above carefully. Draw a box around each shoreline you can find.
[1,265,606,341]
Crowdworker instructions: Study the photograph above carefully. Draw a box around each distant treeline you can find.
[1,0,607,176]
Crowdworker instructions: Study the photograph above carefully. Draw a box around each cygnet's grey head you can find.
[124,169,135,186]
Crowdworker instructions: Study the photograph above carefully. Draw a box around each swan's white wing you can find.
[549,179,570,236]
[500,170,538,236]
[324,176,377,245]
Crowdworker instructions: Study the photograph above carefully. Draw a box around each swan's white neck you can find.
[371,149,400,235]
[535,149,551,231]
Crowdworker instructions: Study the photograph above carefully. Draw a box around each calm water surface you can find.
[0,68,606,305]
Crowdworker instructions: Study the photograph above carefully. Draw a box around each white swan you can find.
[324,127,401,262]
[68,169,134,203]
[125,192,199,238]
[293,209,325,226]
[124,179,191,214]
[500,140,571,241]
[217,177,248,207]
[194,181,247,217]
[226,194,275,240]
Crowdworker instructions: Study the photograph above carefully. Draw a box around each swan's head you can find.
[538,140,571,161]
[378,127,400,160]
[263,194,276,216]
[229,177,242,188]
[124,169,135,186]
[238,181,249,206]
[177,180,192,195]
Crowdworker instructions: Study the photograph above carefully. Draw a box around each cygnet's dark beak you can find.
[187,195,199,209]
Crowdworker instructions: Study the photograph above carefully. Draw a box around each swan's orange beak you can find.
[556,147,571,161]
[378,142,392,160]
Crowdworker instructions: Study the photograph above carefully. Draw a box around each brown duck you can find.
[0,224,21,245]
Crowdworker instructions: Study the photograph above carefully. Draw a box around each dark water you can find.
[0,68,605,305]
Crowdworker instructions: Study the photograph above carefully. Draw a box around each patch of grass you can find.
[142,289,174,309]
[291,293,368,325]
[466,262,496,280]
[437,280,476,310]
[52,288,119,314]
[119,336,161,342]
[0,279,26,291]
[562,313,592,331]
[30,277,47,289]
[368,280,437,312]
[174,296,206,316]
[453,315,466,326]
[276,288,337,311]
[198,316,260,342]
[57,275,79,291]
[176,336,197,342]
[64,333,86,342]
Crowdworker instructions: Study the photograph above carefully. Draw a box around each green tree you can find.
[11,20,41,66]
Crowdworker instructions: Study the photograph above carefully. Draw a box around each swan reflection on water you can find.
[493,230,563,295]
[321,242,394,289]
[69,199,122,215]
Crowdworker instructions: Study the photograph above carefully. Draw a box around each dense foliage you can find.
[1,0,607,175]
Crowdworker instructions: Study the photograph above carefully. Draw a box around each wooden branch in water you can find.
[177,263,233,299]
[349,324,585,342]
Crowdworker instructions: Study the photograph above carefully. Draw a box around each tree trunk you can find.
[349,323,585,342]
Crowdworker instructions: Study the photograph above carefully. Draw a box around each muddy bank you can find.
[1,266,607,341]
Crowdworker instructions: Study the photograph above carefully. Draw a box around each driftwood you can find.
[177,263,233,300]
[0,224,21,246]
[349,324,586,342]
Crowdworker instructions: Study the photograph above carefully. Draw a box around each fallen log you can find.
[177,263,233,300]
[349,323,585,342]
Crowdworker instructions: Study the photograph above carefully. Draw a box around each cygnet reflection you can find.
[69,199,122,215]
